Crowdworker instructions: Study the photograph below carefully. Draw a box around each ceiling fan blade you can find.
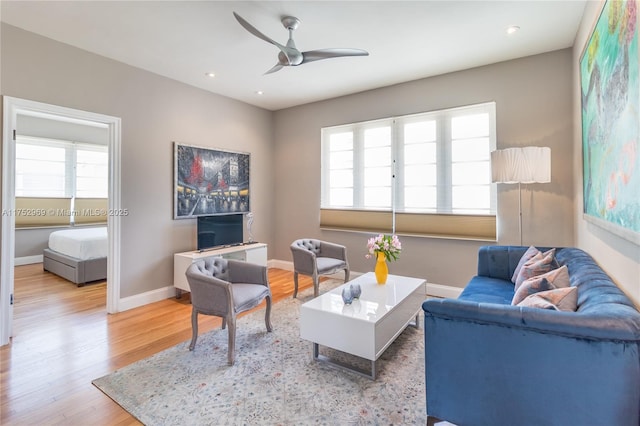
[233,12,283,49]
[233,12,301,66]
[264,64,284,75]
[301,48,369,64]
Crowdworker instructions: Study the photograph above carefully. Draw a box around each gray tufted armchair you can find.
[290,239,350,298]
[185,257,272,365]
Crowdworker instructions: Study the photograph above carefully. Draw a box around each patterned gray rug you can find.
[92,280,427,425]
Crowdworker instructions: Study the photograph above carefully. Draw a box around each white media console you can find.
[173,242,267,297]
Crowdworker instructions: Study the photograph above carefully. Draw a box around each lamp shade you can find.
[491,147,551,184]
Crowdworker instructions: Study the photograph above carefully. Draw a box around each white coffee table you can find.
[300,272,427,379]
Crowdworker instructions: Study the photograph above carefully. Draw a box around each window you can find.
[321,102,497,240]
[15,136,108,227]
[75,145,109,198]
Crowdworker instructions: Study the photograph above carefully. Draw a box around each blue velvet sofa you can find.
[422,245,640,426]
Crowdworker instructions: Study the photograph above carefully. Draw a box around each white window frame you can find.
[321,102,497,217]
[16,135,108,199]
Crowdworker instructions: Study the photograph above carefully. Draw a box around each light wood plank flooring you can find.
[0,263,315,425]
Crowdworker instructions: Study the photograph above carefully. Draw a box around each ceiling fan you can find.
[233,12,369,75]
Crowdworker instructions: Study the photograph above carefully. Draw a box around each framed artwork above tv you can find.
[174,142,250,219]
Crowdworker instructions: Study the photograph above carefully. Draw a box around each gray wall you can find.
[1,24,275,298]
[4,11,636,301]
[273,49,574,288]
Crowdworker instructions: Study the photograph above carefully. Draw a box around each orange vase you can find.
[374,252,388,284]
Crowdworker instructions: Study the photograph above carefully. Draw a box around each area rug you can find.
[92,280,427,425]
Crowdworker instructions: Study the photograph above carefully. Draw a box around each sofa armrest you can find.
[423,298,640,342]
[423,297,640,426]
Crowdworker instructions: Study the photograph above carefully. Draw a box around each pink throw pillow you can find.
[517,287,578,312]
[511,246,540,283]
[512,265,570,305]
[513,248,556,290]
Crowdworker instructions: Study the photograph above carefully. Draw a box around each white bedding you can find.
[48,227,108,260]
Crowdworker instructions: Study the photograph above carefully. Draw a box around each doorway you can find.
[1,96,122,345]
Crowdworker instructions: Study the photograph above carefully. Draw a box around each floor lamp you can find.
[491,147,551,246]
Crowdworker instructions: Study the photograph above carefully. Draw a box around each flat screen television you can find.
[197,214,243,251]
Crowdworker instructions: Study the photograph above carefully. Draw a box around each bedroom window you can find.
[320,102,497,240]
[15,136,108,227]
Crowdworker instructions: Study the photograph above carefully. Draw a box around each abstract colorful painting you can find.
[580,0,639,243]
[174,143,250,218]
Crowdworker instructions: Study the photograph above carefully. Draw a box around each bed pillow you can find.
[512,265,570,305]
[511,246,540,283]
[513,248,556,290]
[517,287,578,312]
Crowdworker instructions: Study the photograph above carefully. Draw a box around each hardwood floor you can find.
[0,263,315,425]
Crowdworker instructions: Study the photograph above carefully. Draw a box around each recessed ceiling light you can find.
[507,25,520,35]
[205,72,216,78]
[255,90,264,95]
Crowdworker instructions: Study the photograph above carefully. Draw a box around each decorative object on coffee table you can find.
[366,234,402,284]
[341,287,354,304]
[375,252,389,284]
[350,282,361,299]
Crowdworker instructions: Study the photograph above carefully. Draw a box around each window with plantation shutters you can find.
[321,102,497,240]
[15,136,107,227]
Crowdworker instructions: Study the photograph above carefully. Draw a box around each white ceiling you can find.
[1,1,587,111]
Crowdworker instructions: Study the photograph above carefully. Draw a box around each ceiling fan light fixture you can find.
[507,25,520,35]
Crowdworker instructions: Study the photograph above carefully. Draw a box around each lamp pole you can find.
[518,182,523,246]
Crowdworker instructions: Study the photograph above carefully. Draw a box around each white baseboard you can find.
[426,282,463,299]
[118,285,176,312]
[268,259,292,270]
[266,261,462,297]
[268,259,355,281]
[15,255,43,266]
[118,259,463,313]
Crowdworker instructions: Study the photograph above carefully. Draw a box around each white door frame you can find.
[1,96,122,346]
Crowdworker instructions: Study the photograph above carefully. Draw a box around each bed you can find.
[43,227,108,286]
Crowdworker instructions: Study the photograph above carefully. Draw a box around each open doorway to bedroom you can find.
[1,97,122,346]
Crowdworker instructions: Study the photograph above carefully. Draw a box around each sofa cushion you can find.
[517,286,578,311]
[459,275,515,305]
[514,248,556,288]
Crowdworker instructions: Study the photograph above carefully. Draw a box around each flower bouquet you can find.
[366,234,402,261]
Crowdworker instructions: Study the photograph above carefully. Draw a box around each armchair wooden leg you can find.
[344,268,350,283]
[222,317,227,330]
[313,273,319,298]
[227,316,236,366]
[265,296,273,332]
[293,272,299,298]
[188,309,198,351]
